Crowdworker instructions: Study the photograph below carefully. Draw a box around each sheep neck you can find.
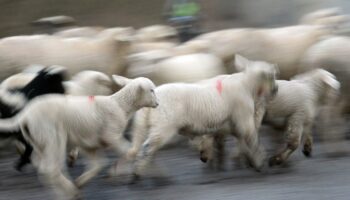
[111,85,140,118]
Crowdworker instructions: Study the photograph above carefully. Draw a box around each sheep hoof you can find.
[268,156,283,167]
[68,160,75,168]
[70,193,83,200]
[129,173,141,185]
[302,146,312,158]
[200,157,208,163]
[14,161,23,172]
[14,158,29,172]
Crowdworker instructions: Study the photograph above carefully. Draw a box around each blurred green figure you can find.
[163,0,202,42]
[171,0,200,17]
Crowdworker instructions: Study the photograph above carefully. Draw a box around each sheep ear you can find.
[323,73,340,90]
[112,75,132,87]
[234,54,251,72]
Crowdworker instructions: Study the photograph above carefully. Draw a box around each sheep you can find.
[127,55,278,181]
[0,66,67,170]
[302,36,350,155]
[183,18,342,78]
[0,66,66,118]
[196,69,340,167]
[0,34,131,80]
[0,68,116,170]
[1,68,114,97]
[127,50,226,85]
[0,75,157,199]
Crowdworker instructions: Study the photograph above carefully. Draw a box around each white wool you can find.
[198,69,340,165]
[127,50,226,85]
[128,56,278,177]
[186,23,339,78]
[0,34,131,80]
[0,76,157,198]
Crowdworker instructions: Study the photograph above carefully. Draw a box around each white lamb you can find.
[127,50,226,85]
[127,55,278,180]
[0,34,131,80]
[302,36,350,155]
[0,75,157,199]
[183,9,346,78]
[196,69,340,167]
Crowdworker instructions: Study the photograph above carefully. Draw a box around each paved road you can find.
[0,130,349,200]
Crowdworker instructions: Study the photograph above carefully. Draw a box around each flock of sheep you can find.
[0,7,349,200]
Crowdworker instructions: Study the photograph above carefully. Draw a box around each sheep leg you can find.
[44,169,80,200]
[254,100,266,130]
[36,144,79,199]
[132,127,177,180]
[75,150,106,188]
[235,116,265,171]
[103,131,131,176]
[127,113,149,161]
[213,133,226,170]
[14,135,33,171]
[269,116,303,166]
[302,122,313,157]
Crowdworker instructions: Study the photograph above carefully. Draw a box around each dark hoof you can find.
[129,174,140,185]
[200,157,208,163]
[14,159,29,172]
[68,158,76,168]
[302,147,312,158]
[269,156,283,167]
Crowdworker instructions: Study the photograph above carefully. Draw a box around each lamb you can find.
[0,68,117,170]
[302,36,350,154]
[196,69,340,167]
[0,75,157,199]
[0,34,131,80]
[188,25,337,78]
[127,50,226,85]
[0,66,67,170]
[127,55,278,180]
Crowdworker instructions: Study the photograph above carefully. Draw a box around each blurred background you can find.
[1,0,350,37]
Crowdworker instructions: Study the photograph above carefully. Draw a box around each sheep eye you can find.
[150,89,154,93]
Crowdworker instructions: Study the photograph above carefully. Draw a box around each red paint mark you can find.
[216,79,223,95]
[88,96,95,102]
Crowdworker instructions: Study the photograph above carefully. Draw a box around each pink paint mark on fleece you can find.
[88,96,95,102]
[216,79,223,95]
